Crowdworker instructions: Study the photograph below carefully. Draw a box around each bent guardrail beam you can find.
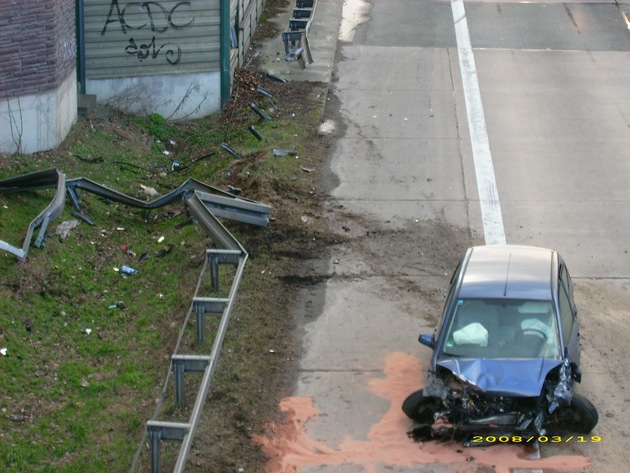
[0,168,67,262]
[0,168,271,261]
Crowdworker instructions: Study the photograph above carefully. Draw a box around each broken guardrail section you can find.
[282,0,316,64]
[0,168,271,262]
[1,168,270,472]
[0,168,67,260]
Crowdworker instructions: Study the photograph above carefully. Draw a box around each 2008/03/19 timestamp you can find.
[471,435,601,444]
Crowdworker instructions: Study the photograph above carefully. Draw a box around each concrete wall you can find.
[87,71,221,120]
[0,0,77,154]
[0,74,78,155]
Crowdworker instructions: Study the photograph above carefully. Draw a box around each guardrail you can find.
[0,168,67,260]
[282,0,317,63]
[0,168,270,261]
[140,246,248,473]
[0,168,269,472]
[135,191,251,473]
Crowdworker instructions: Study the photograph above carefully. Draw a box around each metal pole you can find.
[75,0,86,94]
[174,360,185,409]
[195,305,205,344]
[219,0,231,106]
[210,254,219,292]
[148,426,162,473]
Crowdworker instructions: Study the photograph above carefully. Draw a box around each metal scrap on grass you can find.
[0,168,272,262]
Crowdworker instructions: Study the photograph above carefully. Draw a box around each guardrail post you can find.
[148,424,162,473]
[206,250,241,292]
[171,355,212,408]
[146,421,190,473]
[209,252,220,291]
[194,302,206,343]
[192,298,229,344]
[173,359,186,408]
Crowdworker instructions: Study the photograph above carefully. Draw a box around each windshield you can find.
[441,299,561,359]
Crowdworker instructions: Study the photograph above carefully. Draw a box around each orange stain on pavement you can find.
[254,352,591,473]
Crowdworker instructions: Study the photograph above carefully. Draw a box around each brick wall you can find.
[0,0,76,99]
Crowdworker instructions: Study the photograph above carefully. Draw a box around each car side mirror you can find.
[418,333,435,349]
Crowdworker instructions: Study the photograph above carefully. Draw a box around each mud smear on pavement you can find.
[255,352,591,473]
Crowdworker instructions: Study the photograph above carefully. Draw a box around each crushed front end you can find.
[409,359,575,444]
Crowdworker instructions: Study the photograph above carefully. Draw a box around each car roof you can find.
[458,245,556,301]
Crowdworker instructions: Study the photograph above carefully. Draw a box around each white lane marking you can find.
[451,5,541,467]
[451,0,506,245]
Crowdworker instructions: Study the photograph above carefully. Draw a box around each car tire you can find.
[548,393,599,433]
[567,393,599,433]
[402,390,439,422]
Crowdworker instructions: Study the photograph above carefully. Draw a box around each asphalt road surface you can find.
[257,1,630,472]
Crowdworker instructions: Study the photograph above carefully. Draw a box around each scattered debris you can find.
[300,166,314,173]
[221,143,242,159]
[273,148,298,157]
[265,72,288,83]
[249,103,272,120]
[228,186,242,195]
[256,87,274,98]
[121,245,137,257]
[120,265,137,276]
[140,184,159,198]
[156,245,173,258]
[0,167,272,261]
[55,220,79,240]
[248,125,264,141]
[286,47,305,62]
[1,347,7,356]
[72,211,94,225]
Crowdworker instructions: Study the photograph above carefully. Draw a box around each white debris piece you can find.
[140,184,159,197]
[55,220,79,240]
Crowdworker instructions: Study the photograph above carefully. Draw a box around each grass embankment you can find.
[0,73,327,472]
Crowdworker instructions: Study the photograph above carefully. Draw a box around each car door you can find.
[558,262,580,364]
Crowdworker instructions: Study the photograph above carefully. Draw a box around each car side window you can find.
[558,283,574,347]
[559,263,577,313]
[435,262,461,338]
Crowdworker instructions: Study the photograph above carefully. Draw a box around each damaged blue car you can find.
[403,245,598,443]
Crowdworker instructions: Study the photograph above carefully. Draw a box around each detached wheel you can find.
[402,390,440,423]
[549,393,599,433]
